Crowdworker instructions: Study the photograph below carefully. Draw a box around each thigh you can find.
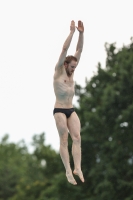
[67,112,81,140]
[54,113,68,137]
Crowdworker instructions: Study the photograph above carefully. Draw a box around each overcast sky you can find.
[0,0,133,152]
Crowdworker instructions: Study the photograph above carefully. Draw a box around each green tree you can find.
[0,133,63,200]
[0,134,29,200]
[73,37,133,200]
[10,133,64,200]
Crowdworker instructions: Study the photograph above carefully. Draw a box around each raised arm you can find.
[74,21,84,64]
[55,20,75,70]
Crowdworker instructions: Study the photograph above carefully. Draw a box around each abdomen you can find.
[53,79,75,106]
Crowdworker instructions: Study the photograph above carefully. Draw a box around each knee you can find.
[72,134,81,144]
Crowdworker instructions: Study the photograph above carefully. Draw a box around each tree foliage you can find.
[74,37,133,200]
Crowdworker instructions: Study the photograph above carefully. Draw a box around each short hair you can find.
[64,55,77,65]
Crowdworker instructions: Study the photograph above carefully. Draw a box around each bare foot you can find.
[73,169,85,182]
[66,171,77,185]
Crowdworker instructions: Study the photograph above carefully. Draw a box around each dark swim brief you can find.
[53,108,75,118]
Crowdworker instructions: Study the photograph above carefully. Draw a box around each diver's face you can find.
[65,60,77,76]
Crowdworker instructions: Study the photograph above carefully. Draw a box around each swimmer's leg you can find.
[54,112,77,185]
[67,112,85,183]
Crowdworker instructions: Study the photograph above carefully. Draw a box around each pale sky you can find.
[0,0,133,152]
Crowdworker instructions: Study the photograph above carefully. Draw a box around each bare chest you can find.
[54,74,75,94]
[63,76,74,87]
[55,75,74,88]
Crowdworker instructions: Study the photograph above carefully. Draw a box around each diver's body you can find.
[53,20,84,185]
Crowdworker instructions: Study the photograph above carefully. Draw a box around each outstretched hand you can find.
[76,20,84,33]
